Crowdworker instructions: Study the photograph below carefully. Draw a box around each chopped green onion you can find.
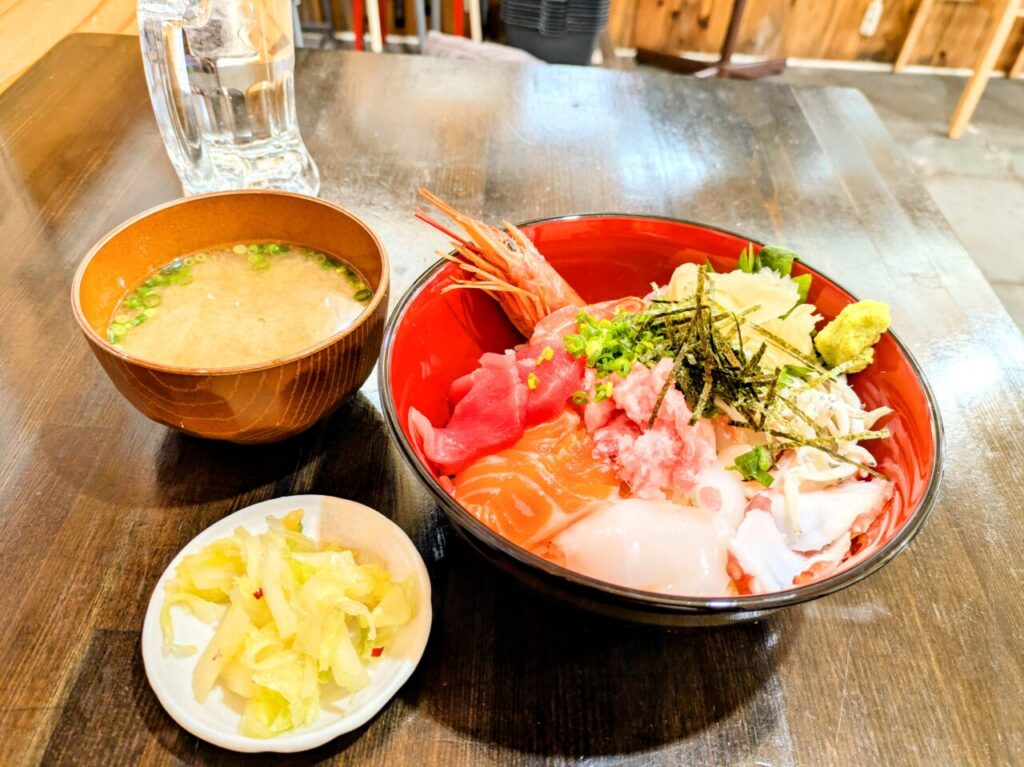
[131,315,147,327]
[253,260,270,272]
[142,294,161,308]
[571,390,589,405]
[536,346,555,364]
[194,252,208,262]
[182,257,194,266]
[114,314,130,324]
[594,381,614,402]
[268,244,283,254]
[354,288,372,302]
[727,445,775,487]
[247,244,260,255]
[176,270,194,286]
[232,244,247,255]
[563,333,586,357]
[110,322,127,335]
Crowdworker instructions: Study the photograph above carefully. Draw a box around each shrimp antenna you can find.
[414,209,477,252]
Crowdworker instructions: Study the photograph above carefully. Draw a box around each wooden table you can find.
[1,34,1022,767]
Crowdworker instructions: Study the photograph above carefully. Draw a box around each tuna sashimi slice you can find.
[515,342,585,427]
[453,409,620,550]
[409,350,527,474]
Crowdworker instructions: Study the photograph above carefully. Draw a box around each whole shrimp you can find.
[416,189,585,337]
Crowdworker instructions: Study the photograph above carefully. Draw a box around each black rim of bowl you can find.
[378,213,945,614]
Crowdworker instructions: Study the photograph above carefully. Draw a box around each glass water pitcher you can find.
[138,0,320,195]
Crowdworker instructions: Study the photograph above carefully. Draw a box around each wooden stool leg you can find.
[366,0,384,52]
[719,0,748,66]
[468,0,483,42]
[1010,44,1024,79]
[894,0,935,72]
[948,0,1021,138]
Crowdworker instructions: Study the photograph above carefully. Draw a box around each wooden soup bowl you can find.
[72,192,389,444]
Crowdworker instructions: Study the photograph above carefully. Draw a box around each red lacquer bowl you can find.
[380,215,943,626]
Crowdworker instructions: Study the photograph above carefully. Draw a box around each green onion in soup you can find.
[106,243,373,368]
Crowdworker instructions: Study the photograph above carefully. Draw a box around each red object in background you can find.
[379,0,388,43]
[453,0,464,36]
[353,0,365,50]
[383,215,940,591]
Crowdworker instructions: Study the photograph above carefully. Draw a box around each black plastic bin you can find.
[501,0,609,65]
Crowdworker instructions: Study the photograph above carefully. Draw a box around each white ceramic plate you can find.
[141,495,432,753]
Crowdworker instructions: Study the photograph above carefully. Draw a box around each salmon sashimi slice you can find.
[453,409,620,550]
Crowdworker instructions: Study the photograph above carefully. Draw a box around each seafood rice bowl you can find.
[381,192,941,625]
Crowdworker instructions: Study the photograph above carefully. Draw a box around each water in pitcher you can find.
[138,0,319,195]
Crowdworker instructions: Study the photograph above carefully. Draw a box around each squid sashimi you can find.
[452,409,620,549]
[764,477,893,553]
[550,499,734,596]
[412,190,897,597]
[730,511,852,593]
[692,445,753,531]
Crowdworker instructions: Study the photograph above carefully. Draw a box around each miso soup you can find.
[107,243,373,368]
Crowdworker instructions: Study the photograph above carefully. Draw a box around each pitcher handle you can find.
[137,1,213,193]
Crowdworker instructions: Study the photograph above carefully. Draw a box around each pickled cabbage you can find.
[161,510,414,738]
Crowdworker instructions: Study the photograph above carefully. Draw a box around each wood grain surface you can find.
[1,33,1023,766]
[0,0,136,92]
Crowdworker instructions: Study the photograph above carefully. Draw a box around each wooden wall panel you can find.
[612,0,1024,71]
[0,0,138,92]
